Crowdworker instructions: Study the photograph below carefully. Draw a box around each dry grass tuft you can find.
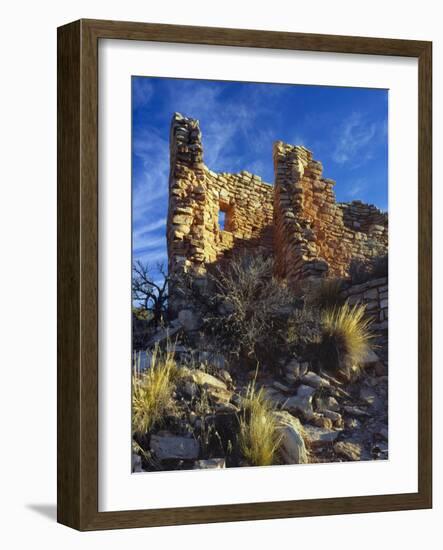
[132,345,178,436]
[238,383,282,467]
[319,302,374,374]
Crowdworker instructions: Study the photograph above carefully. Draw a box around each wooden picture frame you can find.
[57,19,432,530]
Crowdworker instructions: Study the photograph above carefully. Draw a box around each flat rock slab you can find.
[301,371,330,389]
[150,432,199,460]
[303,425,340,446]
[192,370,232,403]
[192,371,227,391]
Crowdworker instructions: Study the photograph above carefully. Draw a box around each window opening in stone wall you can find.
[218,202,231,232]
[218,209,226,230]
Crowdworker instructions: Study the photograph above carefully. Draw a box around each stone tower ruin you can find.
[167,113,388,319]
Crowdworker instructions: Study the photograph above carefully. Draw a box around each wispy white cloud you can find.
[132,78,155,109]
[345,179,366,198]
[132,124,170,271]
[332,112,378,166]
[246,160,267,178]
[134,248,168,266]
[133,236,168,256]
[166,80,272,175]
[133,218,166,241]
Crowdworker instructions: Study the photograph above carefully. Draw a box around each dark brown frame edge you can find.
[57,18,432,531]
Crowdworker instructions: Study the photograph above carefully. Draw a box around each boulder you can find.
[192,370,227,390]
[192,370,232,403]
[274,411,308,464]
[150,432,199,460]
[283,384,316,419]
[303,425,340,446]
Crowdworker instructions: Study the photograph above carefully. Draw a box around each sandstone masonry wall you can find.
[166,113,388,315]
[341,276,389,355]
[167,113,274,313]
[273,142,388,286]
[340,200,388,245]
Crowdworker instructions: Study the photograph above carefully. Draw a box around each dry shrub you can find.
[205,253,296,365]
[132,345,178,435]
[318,302,374,376]
[238,383,282,467]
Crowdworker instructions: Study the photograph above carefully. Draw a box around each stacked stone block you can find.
[340,200,388,248]
[341,277,389,353]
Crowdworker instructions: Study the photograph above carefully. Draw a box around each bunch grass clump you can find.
[132,345,178,436]
[238,383,282,467]
[319,302,374,374]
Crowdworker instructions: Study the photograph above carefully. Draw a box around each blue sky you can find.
[132,77,388,275]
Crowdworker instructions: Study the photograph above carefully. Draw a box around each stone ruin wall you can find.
[167,113,388,316]
[340,200,389,238]
[167,113,274,314]
[273,142,388,285]
[341,276,389,355]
